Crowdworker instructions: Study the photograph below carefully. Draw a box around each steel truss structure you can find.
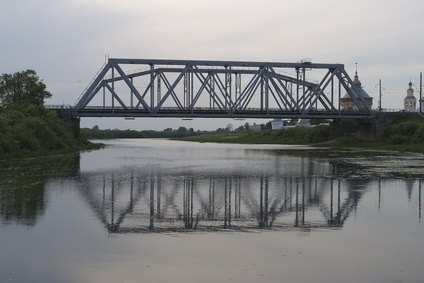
[75,58,374,119]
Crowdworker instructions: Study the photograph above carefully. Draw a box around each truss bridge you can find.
[71,58,375,120]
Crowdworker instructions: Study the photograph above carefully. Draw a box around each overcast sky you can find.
[1,0,423,130]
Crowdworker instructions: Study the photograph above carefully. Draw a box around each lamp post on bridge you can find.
[375,79,383,112]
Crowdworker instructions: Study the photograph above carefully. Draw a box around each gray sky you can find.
[1,0,423,130]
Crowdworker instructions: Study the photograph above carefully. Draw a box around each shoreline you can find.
[0,141,104,161]
[176,129,424,154]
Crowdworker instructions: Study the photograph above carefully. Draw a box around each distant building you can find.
[249,123,261,132]
[271,119,284,129]
[404,82,417,112]
[296,119,311,127]
[340,71,373,111]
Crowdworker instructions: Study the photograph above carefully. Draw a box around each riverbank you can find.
[1,141,104,160]
[0,105,103,160]
[179,116,424,154]
[180,131,424,153]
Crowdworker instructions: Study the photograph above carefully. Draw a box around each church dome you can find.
[406,81,414,97]
[340,68,373,111]
[342,72,371,99]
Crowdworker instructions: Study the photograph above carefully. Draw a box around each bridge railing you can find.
[379,108,405,112]
[44,104,73,109]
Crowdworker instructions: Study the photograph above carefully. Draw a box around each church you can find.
[404,81,417,112]
[340,70,373,111]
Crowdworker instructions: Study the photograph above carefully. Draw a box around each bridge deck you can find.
[48,105,375,119]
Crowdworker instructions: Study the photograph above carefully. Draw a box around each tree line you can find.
[0,70,92,159]
[81,126,202,139]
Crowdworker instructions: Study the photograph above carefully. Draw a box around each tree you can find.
[0,70,51,108]
[236,125,245,131]
[244,122,250,131]
[216,127,225,133]
[177,126,187,133]
[225,123,233,132]
[264,121,272,129]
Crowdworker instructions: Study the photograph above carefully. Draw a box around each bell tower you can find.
[404,82,417,112]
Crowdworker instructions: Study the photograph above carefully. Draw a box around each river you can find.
[0,139,423,283]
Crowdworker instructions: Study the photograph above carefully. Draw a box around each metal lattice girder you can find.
[75,58,374,119]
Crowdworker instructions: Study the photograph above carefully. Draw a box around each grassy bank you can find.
[0,105,102,160]
[179,125,332,145]
[180,116,424,153]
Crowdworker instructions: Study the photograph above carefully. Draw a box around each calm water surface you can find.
[0,139,423,283]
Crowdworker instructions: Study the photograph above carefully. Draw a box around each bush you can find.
[390,121,419,137]
[390,134,408,145]
[411,125,424,143]
[3,109,25,126]
[309,125,330,143]
[13,123,39,150]
[0,107,83,158]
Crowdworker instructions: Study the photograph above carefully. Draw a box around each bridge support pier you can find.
[52,108,80,139]
[70,117,80,139]
[331,119,377,140]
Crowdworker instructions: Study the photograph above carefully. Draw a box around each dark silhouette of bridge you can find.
[53,58,377,120]
[77,171,366,234]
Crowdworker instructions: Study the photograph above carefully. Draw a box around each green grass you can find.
[180,126,333,145]
[180,117,424,154]
[179,132,279,144]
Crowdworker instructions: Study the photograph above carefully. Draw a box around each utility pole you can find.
[379,79,382,111]
[420,72,422,113]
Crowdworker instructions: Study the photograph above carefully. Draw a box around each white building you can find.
[296,119,311,127]
[249,123,261,132]
[404,82,416,112]
[271,119,284,129]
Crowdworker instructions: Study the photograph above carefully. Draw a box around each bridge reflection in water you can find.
[78,171,367,233]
